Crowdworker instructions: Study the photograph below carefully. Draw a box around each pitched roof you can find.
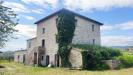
[34,8,103,25]
[15,50,27,52]
[27,37,37,41]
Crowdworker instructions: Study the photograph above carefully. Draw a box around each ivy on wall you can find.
[56,10,76,67]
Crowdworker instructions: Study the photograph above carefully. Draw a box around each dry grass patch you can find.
[0,61,133,75]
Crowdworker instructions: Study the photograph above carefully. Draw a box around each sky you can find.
[0,0,133,51]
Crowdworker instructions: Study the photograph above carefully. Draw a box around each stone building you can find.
[14,50,27,63]
[127,48,133,53]
[14,9,103,68]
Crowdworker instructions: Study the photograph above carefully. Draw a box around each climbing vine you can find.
[56,10,75,67]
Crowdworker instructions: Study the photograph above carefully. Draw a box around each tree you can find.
[0,1,18,48]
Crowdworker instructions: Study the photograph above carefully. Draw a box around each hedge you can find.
[72,44,122,70]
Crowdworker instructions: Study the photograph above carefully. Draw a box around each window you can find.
[29,42,31,48]
[42,28,45,34]
[93,39,95,45]
[92,25,94,31]
[75,19,77,26]
[18,55,20,60]
[56,18,58,24]
[23,54,25,63]
[42,39,45,47]
[41,56,44,60]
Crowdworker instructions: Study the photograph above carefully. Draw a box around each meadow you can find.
[0,60,133,75]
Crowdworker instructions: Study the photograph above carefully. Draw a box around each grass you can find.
[0,61,133,75]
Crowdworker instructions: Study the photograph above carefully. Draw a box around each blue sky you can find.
[1,0,133,51]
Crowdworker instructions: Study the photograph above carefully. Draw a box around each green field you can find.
[0,61,133,75]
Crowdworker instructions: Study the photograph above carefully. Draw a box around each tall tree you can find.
[0,1,18,48]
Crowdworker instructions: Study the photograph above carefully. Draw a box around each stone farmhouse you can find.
[14,9,103,68]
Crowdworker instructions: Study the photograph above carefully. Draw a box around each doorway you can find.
[34,52,37,64]
[23,54,25,63]
[55,54,59,67]
[46,55,49,66]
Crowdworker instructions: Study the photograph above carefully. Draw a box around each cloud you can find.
[20,15,35,20]
[21,0,59,8]
[24,16,34,20]
[101,21,133,31]
[2,43,26,51]
[15,24,36,38]
[3,1,44,14]
[0,24,36,51]
[118,21,133,30]
[101,35,133,46]
[101,21,133,46]
[101,25,114,31]
[3,1,30,13]
[64,0,133,11]
[31,9,44,14]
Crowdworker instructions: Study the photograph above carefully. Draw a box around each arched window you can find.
[42,39,45,47]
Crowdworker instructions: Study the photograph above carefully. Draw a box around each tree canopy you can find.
[0,1,18,48]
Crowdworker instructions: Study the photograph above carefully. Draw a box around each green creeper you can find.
[56,10,76,67]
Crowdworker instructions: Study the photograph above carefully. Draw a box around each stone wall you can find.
[36,15,58,65]
[69,48,82,69]
[127,48,133,53]
[26,46,45,66]
[72,16,101,45]
[103,60,121,69]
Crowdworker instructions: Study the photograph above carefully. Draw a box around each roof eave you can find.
[34,9,103,25]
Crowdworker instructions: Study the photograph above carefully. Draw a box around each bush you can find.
[72,44,122,70]
[115,53,133,68]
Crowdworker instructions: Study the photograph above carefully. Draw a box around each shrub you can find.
[115,53,133,68]
[73,44,122,70]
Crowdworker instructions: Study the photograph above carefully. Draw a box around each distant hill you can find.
[0,51,14,59]
[110,46,133,50]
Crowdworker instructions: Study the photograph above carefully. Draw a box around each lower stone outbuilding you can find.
[14,50,27,63]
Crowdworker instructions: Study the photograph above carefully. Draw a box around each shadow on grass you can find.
[0,65,5,68]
